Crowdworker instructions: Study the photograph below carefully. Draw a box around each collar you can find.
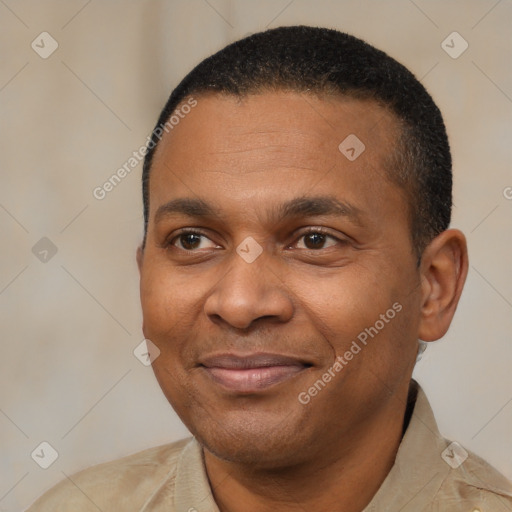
[362,379,451,510]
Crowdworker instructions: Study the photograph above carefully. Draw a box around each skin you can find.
[137,91,468,512]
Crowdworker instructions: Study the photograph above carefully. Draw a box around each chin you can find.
[188,408,314,470]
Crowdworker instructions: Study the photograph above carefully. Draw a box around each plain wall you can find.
[0,1,511,510]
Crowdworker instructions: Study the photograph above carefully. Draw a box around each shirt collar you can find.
[362,379,451,511]
[174,437,220,512]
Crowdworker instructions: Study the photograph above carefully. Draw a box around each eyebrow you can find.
[154,195,364,226]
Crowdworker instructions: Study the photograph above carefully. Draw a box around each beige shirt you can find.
[27,382,512,511]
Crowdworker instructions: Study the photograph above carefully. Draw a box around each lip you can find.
[200,353,311,393]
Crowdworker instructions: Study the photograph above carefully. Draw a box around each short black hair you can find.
[142,25,452,259]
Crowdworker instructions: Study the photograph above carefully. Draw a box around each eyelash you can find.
[167,227,346,251]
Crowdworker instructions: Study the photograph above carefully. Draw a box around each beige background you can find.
[1,1,511,510]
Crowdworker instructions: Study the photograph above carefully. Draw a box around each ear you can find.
[136,245,144,274]
[417,229,468,341]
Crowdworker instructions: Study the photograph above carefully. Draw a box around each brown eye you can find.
[296,231,339,250]
[178,233,202,250]
[170,231,218,251]
[303,233,327,249]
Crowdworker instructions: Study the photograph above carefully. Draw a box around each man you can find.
[28,25,512,512]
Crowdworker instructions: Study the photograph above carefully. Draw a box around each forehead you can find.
[148,91,406,228]
[153,91,398,165]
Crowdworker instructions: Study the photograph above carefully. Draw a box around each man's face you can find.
[138,91,423,468]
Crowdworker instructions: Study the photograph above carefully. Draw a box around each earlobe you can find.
[136,245,144,274]
[417,229,468,342]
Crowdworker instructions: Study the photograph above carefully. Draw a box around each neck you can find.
[204,382,415,512]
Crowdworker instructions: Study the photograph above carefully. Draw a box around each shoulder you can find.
[25,437,193,512]
[433,442,512,511]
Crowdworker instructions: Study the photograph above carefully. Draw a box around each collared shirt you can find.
[27,381,512,511]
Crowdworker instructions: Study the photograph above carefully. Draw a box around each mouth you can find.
[199,353,312,393]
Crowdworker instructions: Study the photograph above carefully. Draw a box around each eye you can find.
[293,229,343,250]
[169,230,219,251]
[167,228,345,252]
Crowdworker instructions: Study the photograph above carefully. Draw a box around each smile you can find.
[199,353,311,393]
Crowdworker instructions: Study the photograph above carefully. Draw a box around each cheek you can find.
[140,267,200,407]
[139,262,218,382]
[293,266,396,351]
[140,264,200,334]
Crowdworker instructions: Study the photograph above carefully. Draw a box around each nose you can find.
[203,247,294,330]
